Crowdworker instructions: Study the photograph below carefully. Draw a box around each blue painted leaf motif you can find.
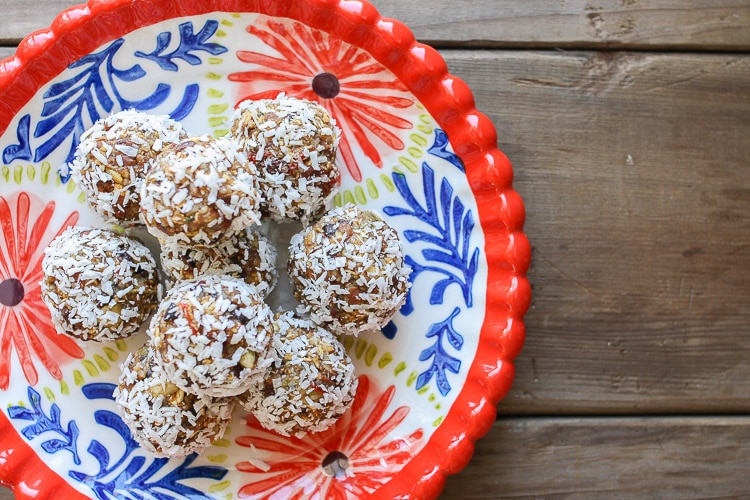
[6,387,81,465]
[2,114,33,163]
[135,20,228,71]
[428,128,464,172]
[30,38,174,165]
[68,383,227,500]
[383,163,479,314]
[415,307,464,396]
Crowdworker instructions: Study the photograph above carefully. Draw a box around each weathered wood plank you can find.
[0,0,749,50]
[436,50,750,414]
[441,417,750,498]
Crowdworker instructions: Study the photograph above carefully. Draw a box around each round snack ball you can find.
[160,227,277,297]
[140,135,262,247]
[114,344,234,458]
[70,109,187,227]
[148,274,274,398]
[40,226,161,341]
[288,204,411,336]
[229,95,339,224]
[237,311,357,438]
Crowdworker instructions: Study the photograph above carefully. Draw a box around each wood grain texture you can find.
[441,417,750,498]
[437,50,750,414]
[0,0,749,50]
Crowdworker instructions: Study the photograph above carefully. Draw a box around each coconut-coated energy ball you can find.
[229,95,339,224]
[114,344,234,458]
[140,135,263,247]
[70,109,187,227]
[237,311,357,438]
[160,227,277,297]
[287,204,411,336]
[40,226,161,341]
[148,274,274,398]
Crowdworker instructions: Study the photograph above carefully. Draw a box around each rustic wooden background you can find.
[1,1,749,498]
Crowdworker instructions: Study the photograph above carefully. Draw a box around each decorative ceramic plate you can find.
[0,1,530,498]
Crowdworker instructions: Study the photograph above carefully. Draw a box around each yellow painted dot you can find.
[43,387,55,402]
[207,454,228,463]
[208,57,223,65]
[342,335,355,351]
[209,116,227,127]
[2,166,10,182]
[364,344,378,367]
[115,339,128,352]
[378,352,393,369]
[27,164,36,181]
[66,179,77,193]
[41,162,51,184]
[417,385,429,395]
[209,480,232,493]
[417,124,433,135]
[408,147,423,159]
[354,185,367,204]
[73,370,85,386]
[214,129,229,137]
[419,114,432,124]
[380,173,395,192]
[212,438,231,447]
[354,339,367,359]
[393,361,406,376]
[435,403,442,410]
[216,30,228,37]
[77,192,86,203]
[94,354,110,371]
[399,157,418,173]
[433,415,444,426]
[208,88,225,98]
[208,104,229,114]
[14,165,23,184]
[207,72,223,80]
[406,370,418,387]
[60,380,70,395]
[82,359,99,377]
[104,347,119,362]
[333,192,342,207]
[343,190,355,206]
[366,178,379,199]
[410,134,428,148]
[221,19,234,26]
[428,393,435,402]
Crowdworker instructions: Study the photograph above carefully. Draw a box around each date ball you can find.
[160,227,277,297]
[147,274,274,398]
[140,135,263,247]
[40,226,161,341]
[229,95,339,224]
[238,311,357,438]
[114,344,234,458]
[288,204,411,336]
[70,109,187,227]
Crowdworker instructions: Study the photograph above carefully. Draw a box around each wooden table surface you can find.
[1,1,749,498]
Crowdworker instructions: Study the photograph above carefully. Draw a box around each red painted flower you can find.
[0,191,82,389]
[228,17,415,183]
[235,375,424,499]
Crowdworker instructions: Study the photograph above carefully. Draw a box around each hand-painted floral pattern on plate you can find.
[0,8,509,500]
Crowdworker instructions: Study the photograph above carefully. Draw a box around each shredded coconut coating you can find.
[140,135,263,247]
[70,109,187,227]
[237,311,357,438]
[160,227,277,297]
[40,226,161,341]
[229,95,340,224]
[287,204,411,336]
[148,274,274,398]
[114,344,234,458]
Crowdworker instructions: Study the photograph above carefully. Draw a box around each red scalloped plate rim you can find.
[0,1,531,498]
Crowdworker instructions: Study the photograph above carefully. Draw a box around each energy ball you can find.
[114,344,234,458]
[229,95,339,224]
[148,274,274,398]
[70,109,187,227]
[140,135,263,247]
[237,311,357,438]
[160,227,277,297]
[288,204,411,336]
[40,226,161,341]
